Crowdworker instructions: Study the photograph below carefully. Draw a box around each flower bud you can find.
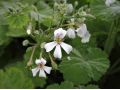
[27,23,32,35]
[67,56,71,60]
[41,42,46,49]
[66,4,73,14]
[34,30,39,35]
[22,40,29,46]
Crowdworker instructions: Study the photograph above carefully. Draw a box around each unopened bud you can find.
[66,4,73,14]
[41,42,46,48]
[34,30,39,34]
[22,40,29,46]
[74,1,78,7]
[67,56,71,60]
[27,23,32,35]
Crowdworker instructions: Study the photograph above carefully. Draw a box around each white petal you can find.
[67,28,76,39]
[60,42,72,54]
[81,31,91,43]
[43,66,52,74]
[44,42,57,52]
[54,28,67,39]
[54,45,62,59]
[39,69,46,78]
[40,58,47,65]
[105,0,116,6]
[76,24,87,38]
[31,67,40,77]
[35,59,41,65]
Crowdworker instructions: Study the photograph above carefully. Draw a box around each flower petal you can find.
[43,66,52,74]
[105,0,116,6]
[81,31,91,43]
[40,58,47,65]
[39,69,46,78]
[54,28,67,39]
[31,67,40,77]
[60,42,72,54]
[76,24,87,38]
[35,59,41,65]
[44,42,57,52]
[54,45,62,59]
[67,28,76,39]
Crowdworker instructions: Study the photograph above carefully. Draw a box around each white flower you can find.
[76,24,91,43]
[67,28,76,39]
[44,28,73,59]
[31,58,52,78]
[105,0,116,6]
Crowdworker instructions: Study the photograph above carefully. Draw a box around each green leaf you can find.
[47,81,74,89]
[59,47,109,85]
[32,77,46,88]
[80,84,99,89]
[85,84,99,89]
[0,67,34,89]
[7,14,29,29]
[0,25,11,45]
[6,28,27,37]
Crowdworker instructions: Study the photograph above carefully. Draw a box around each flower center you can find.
[54,33,63,43]
[55,37,62,43]
[38,63,44,68]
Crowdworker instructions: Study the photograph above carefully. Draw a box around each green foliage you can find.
[6,28,27,37]
[47,81,74,89]
[81,84,99,89]
[0,67,34,89]
[59,47,109,85]
[0,25,11,45]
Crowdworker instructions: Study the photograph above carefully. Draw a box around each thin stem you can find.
[48,52,58,69]
[48,52,54,63]
[57,14,65,28]
[104,21,117,54]
[39,48,43,59]
[27,46,36,66]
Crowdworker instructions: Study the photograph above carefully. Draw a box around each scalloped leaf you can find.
[0,67,34,89]
[59,47,109,85]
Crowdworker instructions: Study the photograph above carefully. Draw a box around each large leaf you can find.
[0,67,34,89]
[59,47,109,85]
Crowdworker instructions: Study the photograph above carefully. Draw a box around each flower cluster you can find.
[25,1,92,78]
[67,23,91,43]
